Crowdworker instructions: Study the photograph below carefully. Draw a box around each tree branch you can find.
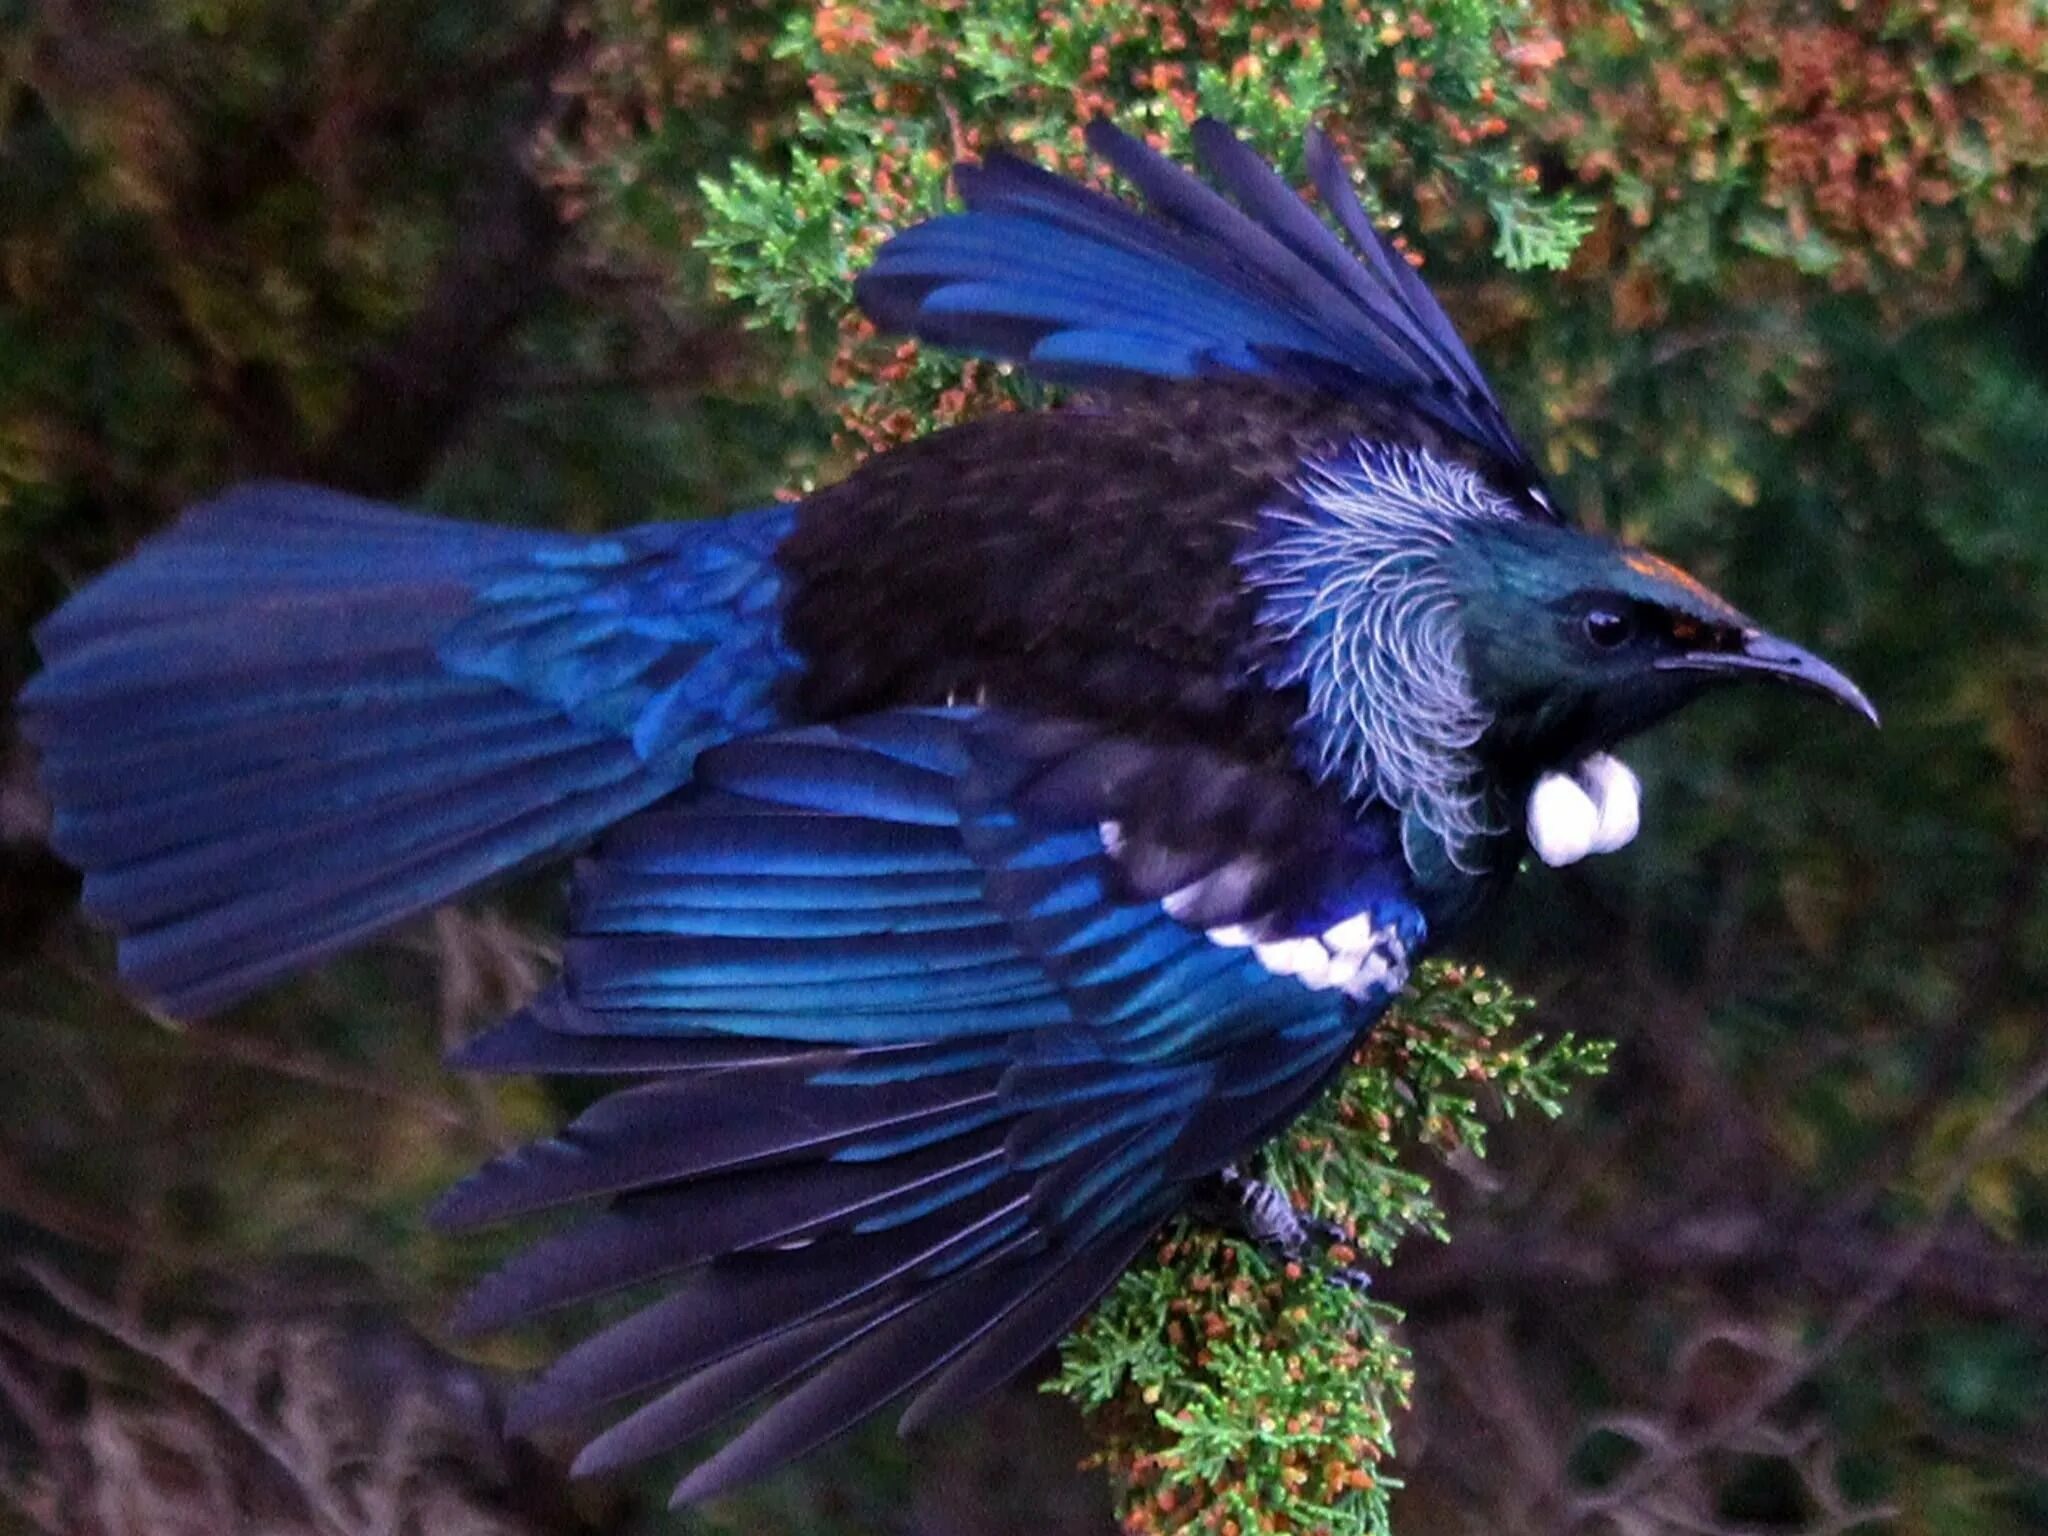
[1382,1205,2048,1332]
[1558,1037,2048,1526]
[310,0,583,497]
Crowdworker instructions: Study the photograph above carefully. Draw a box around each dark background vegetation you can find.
[1,2,2045,1533]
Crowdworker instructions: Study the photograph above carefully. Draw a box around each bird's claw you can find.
[1202,1164,1373,1293]
[1301,1211,1355,1251]
[1323,1263,1374,1293]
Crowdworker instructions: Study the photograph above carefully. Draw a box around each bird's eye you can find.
[1583,608,1634,649]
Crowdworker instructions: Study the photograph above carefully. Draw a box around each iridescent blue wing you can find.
[18,485,797,1014]
[437,708,1425,1501]
[857,119,1550,507]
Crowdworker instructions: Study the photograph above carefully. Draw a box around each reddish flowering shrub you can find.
[1536,0,2048,295]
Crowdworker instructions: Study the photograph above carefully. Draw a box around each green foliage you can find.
[1534,0,2048,296]
[1489,188,1597,272]
[1267,964,1610,1253]
[1049,965,1609,1536]
[1052,1242,1410,1536]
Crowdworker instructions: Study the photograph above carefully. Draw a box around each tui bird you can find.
[16,119,1875,1501]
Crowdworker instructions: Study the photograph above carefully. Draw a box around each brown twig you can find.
[18,1260,364,1536]
[0,1146,175,1260]
[1560,1037,2048,1528]
[179,1021,476,1134]
[426,906,547,1152]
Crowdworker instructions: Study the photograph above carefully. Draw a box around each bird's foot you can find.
[1198,1164,1372,1292]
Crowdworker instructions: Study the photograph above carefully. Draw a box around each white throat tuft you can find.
[1528,753,1642,867]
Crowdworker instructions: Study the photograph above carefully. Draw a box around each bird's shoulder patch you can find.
[1087,754,1426,1010]
[1193,902,1416,1005]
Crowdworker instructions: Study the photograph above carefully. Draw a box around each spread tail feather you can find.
[19,483,796,1015]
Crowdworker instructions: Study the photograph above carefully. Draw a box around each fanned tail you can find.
[19,483,796,1015]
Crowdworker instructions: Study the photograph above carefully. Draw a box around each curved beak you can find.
[1656,630,1879,726]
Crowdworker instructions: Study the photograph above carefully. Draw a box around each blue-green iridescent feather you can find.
[435,710,1419,1499]
[20,485,798,1014]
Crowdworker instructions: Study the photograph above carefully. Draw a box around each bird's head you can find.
[1242,444,1875,867]
[1444,514,1877,772]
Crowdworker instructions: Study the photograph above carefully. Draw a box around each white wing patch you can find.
[1528,753,1641,868]
[1238,913,1410,1000]
[1159,853,1268,924]
[1097,824,1412,1001]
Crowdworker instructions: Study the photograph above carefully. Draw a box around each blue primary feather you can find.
[436,708,1422,1501]
[856,118,1549,496]
[18,483,798,1015]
